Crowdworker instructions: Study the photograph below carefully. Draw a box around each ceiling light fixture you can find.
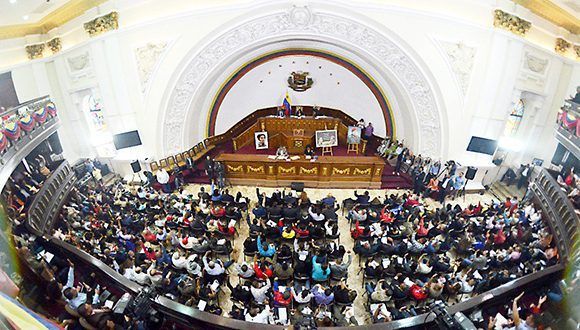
[9,0,17,4]
[22,15,29,20]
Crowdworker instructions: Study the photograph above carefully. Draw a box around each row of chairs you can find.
[149,141,212,172]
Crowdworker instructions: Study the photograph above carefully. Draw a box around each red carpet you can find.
[181,142,413,189]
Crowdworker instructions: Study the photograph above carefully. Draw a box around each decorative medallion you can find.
[288,71,313,91]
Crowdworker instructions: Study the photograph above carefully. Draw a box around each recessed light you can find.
[9,0,17,4]
[22,15,29,20]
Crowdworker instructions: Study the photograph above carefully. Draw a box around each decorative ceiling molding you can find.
[83,11,119,37]
[493,9,532,36]
[163,5,443,158]
[0,0,108,40]
[512,0,580,35]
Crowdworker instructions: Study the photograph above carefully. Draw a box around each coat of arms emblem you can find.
[288,71,313,92]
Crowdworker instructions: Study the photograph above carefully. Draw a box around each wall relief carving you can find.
[439,41,476,96]
[134,41,169,94]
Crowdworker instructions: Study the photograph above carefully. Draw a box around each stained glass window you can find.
[503,99,524,137]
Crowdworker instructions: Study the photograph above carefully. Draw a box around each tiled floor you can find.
[181,183,499,325]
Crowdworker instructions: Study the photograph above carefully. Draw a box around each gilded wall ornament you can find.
[493,9,531,36]
[574,45,580,59]
[25,43,45,60]
[555,38,571,54]
[84,12,119,37]
[47,38,62,54]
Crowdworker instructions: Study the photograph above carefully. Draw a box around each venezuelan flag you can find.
[0,133,7,152]
[283,92,292,117]
[18,115,35,132]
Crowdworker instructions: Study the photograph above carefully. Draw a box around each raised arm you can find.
[512,291,525,326]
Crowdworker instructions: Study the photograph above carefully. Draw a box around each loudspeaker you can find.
[291,182,304,192]
[465,167,477,180]
[48,133,63,154]
[131,160,142,173]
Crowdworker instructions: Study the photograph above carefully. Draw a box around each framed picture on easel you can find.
[347,126,362,144]
[315,130,338,148]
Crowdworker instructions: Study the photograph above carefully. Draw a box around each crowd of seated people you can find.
[343,190,557,324]
[49,179,360,326]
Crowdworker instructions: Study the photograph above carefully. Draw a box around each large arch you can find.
[159,3,447,158]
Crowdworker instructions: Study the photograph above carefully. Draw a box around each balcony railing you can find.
[530,168,579,261]
[26,160,76,236]
[555,100,580,159]
[0,96,60,191]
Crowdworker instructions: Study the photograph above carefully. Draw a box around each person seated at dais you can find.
[304,145,315,157]
[276,146,289,159]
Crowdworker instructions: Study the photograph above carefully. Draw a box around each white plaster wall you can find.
[215,56,386,136]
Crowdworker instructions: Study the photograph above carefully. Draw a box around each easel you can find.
[347,143,359,154]
[322,146,333,156]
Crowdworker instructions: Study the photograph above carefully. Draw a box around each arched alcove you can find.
[156,3,448,159]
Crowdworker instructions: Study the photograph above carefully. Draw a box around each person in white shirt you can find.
[308,206,325,222]
[291,287,313,305]
[245,304,271,324]
[250,278,271,304]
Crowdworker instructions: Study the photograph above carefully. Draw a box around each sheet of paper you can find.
[104,300,114,309]
[210,280,220,292]
[43,251,54,263]
[278,307,287,322]
[197,300,207,311]
[267,155,277,159]
[473,270,482,280]
[305,156,312,160]
[290,156,300,160]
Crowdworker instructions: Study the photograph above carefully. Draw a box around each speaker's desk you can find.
[215,153,384,188]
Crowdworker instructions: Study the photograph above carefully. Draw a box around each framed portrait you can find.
[255,131,269,150]
[315,130,338,148]
[347,126,362,144]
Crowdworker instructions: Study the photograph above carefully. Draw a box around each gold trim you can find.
[332,167,350,176]
[299,167,318,175]
[512,0,580,35]
[574,45,580,58]
[278,166,296,174]
[353,168,371,176]
[0,0,109,40]
[226,165,243,173]
[247,165,264,174]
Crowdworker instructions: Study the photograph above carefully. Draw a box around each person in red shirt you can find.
[380,206,394,223]
[272,279,292,307]
[253,257,273,279]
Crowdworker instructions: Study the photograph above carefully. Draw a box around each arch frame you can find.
[159,2,447,158]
